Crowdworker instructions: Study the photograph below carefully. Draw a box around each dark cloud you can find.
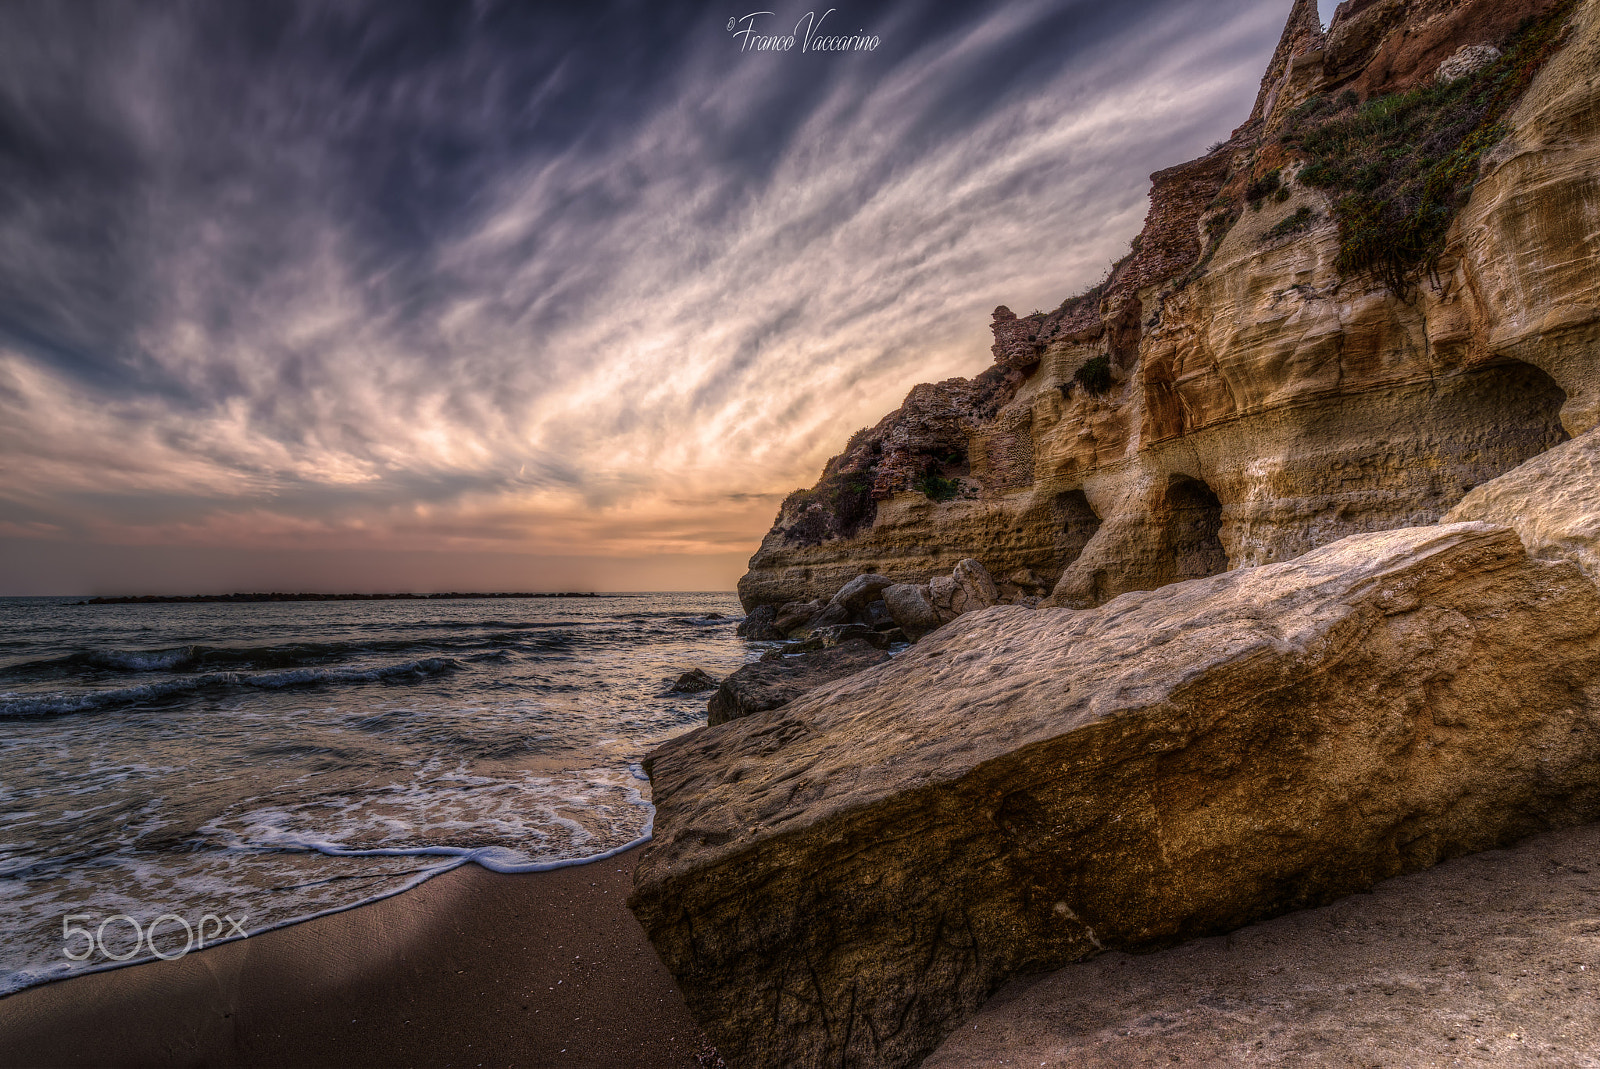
[0,0,1295,591]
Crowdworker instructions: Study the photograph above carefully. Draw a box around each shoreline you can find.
[0,846,710,1068]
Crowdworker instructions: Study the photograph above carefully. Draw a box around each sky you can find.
[0,0,1327,595]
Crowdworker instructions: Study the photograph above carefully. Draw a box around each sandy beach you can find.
[0,847,710,1068]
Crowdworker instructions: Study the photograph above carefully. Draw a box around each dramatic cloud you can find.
[0,0,1300,593]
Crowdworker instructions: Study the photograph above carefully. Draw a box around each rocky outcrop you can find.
[633,523,1600,1069]
[735,0,1596,615]
[704,639,891,727]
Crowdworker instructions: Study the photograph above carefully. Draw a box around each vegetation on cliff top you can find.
[1280,0,1578,296]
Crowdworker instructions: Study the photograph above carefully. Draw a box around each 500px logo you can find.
[61,911,248,962]
[728,9,881,53]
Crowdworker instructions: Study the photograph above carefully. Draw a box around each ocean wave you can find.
[0,637,526,678]
[0,657,462,720]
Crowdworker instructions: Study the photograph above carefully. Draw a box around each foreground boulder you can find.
[704,639,891,727]
[632,523,1600,1069]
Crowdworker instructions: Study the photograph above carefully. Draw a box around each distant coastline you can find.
[75,591,600,605]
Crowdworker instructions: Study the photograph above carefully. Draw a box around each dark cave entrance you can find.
[1448,359,1570,499]
[1159,476,1228,584]
[1051,490,1103,573]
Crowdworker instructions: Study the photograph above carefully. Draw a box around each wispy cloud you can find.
[0,0,1289,592]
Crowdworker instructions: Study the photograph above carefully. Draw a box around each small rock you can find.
[669,668,721,693]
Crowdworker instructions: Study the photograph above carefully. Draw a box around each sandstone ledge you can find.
[632,523,1600,1069]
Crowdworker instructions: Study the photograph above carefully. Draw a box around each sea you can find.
[0,592,758,996]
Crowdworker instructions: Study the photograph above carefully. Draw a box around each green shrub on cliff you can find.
[914,474,961,502]
[1073,355,1113,395]
[1280,0,1578,296]
[1262,205,1317,241]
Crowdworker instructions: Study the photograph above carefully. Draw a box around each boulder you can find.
[827,573,896,613]
[861,599,894,631]
[809,623,894,650]
[667,668,720,693]
[633,524,1600,1069]
[735,604,784,641]
[703,639,892,727]
[928,575,959,620]
[774,599,825,636]
[807,601,851,630]
[950,558,999,615]
[952,558,998,605]
[882,583,941,640]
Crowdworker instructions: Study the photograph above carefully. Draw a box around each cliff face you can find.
[738,0,1597,614]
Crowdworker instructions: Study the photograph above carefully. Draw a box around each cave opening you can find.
[1051,490,1102,575]
[1159,476,1228,583]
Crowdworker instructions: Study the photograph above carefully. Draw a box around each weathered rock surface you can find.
[668,668,721,693]
[734,0,1595,615]
[634,523,1600,1069]
[924,819,1600,1068]
[703,639,891,727]
[1446,427,1600,584]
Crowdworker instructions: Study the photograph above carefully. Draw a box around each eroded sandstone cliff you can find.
[737,0,1597,616]
[635,4,1600,1067]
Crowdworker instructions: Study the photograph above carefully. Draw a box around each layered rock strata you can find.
[634,522,1600,1069]
[736,0,1598,614]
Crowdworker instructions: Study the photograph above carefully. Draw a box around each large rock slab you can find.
[704,639,891,727]
[632,524,1600,1069]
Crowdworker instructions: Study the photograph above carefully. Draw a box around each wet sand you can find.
[0,847,711,1068]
